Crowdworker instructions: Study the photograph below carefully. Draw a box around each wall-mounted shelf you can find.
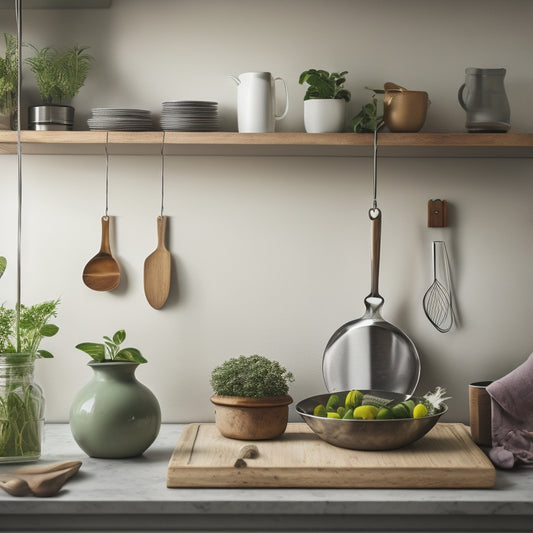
[1,131,533,157]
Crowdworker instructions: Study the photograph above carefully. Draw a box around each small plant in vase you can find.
[26,44,93,130]
[210,354,295,440]
[299,69,351,133]
[0,33,18,130]
[0,257,60,463]
[70,330,160,459]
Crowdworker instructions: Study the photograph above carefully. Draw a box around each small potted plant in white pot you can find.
[210,354,294,440]
[70,329,161,459]
[0,33,17,130]
[26,44,93,130]
[299,69,351,133]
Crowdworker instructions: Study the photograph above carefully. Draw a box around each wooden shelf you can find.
[0,0,111,8]
[1,131,533,157]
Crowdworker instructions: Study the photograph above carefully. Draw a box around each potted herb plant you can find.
[26,44,93,131]
[299,69,351,133]
[210,354,294,440]
[0,33,17,130]
[0,258,60,463]
[70,330,161,459]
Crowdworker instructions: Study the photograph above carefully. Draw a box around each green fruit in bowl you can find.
[353,405,378,420]
[376,407,394,419]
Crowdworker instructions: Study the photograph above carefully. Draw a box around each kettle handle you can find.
[274,77,289,120]
[458,83,467,110]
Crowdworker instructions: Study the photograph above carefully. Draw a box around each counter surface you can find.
[0,424,531,532]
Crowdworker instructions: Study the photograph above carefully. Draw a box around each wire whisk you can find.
[423,241,453,333]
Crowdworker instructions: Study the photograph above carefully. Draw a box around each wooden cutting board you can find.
[167,423,495,489]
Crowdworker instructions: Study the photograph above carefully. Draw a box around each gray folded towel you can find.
[486,352,533,469]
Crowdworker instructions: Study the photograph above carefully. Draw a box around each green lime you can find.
[376,407,394,419]
[336,406,346,418]
[327,412,341,419]
[352,405,378,420]
[391,403,410,419]
[342,408,354,419]
[402,400,415,416]
[326,394,340,411]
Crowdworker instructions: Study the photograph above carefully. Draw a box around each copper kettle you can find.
[383,82,429,132]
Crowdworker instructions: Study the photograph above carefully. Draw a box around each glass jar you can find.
[0,353,44,463]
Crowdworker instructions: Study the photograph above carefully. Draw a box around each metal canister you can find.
[28,105,74,131]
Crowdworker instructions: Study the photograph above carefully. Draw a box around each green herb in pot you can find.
[75,329,147,363]
[0,297,60,462]
[210,354,294,398]
[299,69,351,102]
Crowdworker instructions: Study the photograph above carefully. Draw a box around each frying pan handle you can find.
[369,208,381,298]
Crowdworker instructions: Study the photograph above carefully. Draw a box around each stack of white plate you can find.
[160,101,219,131]
[87,108,153,131]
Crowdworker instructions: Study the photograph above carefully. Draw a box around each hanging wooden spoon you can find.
[83,216,120,291]
[144,216,171,309]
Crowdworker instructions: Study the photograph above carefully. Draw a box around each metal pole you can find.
[15,0,22,351]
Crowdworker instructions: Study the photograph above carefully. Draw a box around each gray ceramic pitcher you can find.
[458,68,510,132]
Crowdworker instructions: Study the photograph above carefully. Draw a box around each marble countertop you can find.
[0,424,532,532]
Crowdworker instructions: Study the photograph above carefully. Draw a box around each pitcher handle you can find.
[457,83,467,110]
[274,76,289,120]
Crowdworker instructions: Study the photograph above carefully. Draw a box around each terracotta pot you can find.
[210,394,292,440]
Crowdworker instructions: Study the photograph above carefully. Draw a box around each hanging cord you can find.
[104,132,109,218]
[15,0,22,351]
[160,131,165,218]
[370,121,385,218]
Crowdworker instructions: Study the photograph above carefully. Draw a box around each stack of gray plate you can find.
[87,108,153,131]
[160,101,219,131]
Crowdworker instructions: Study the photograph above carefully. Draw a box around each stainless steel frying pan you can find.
[322,128,421,395]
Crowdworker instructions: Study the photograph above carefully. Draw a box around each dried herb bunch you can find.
[210,354,294,398]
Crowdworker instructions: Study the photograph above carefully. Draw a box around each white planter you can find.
[304,99,346,133]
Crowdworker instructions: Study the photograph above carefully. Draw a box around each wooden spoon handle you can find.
[157,216,167,249]
[99,216,112,254]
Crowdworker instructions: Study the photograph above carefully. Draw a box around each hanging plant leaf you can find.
[0,257,6,279]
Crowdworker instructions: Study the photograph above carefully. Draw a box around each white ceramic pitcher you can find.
[228,72,289,133]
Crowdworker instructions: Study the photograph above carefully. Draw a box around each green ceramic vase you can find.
[69,361,161,458]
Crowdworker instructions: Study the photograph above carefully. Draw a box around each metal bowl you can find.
[296,390,447,451]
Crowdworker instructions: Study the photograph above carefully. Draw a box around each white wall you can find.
[0,0,532,424]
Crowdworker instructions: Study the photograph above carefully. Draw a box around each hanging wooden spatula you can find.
[144,216,171,309]
[82,216,121,291]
